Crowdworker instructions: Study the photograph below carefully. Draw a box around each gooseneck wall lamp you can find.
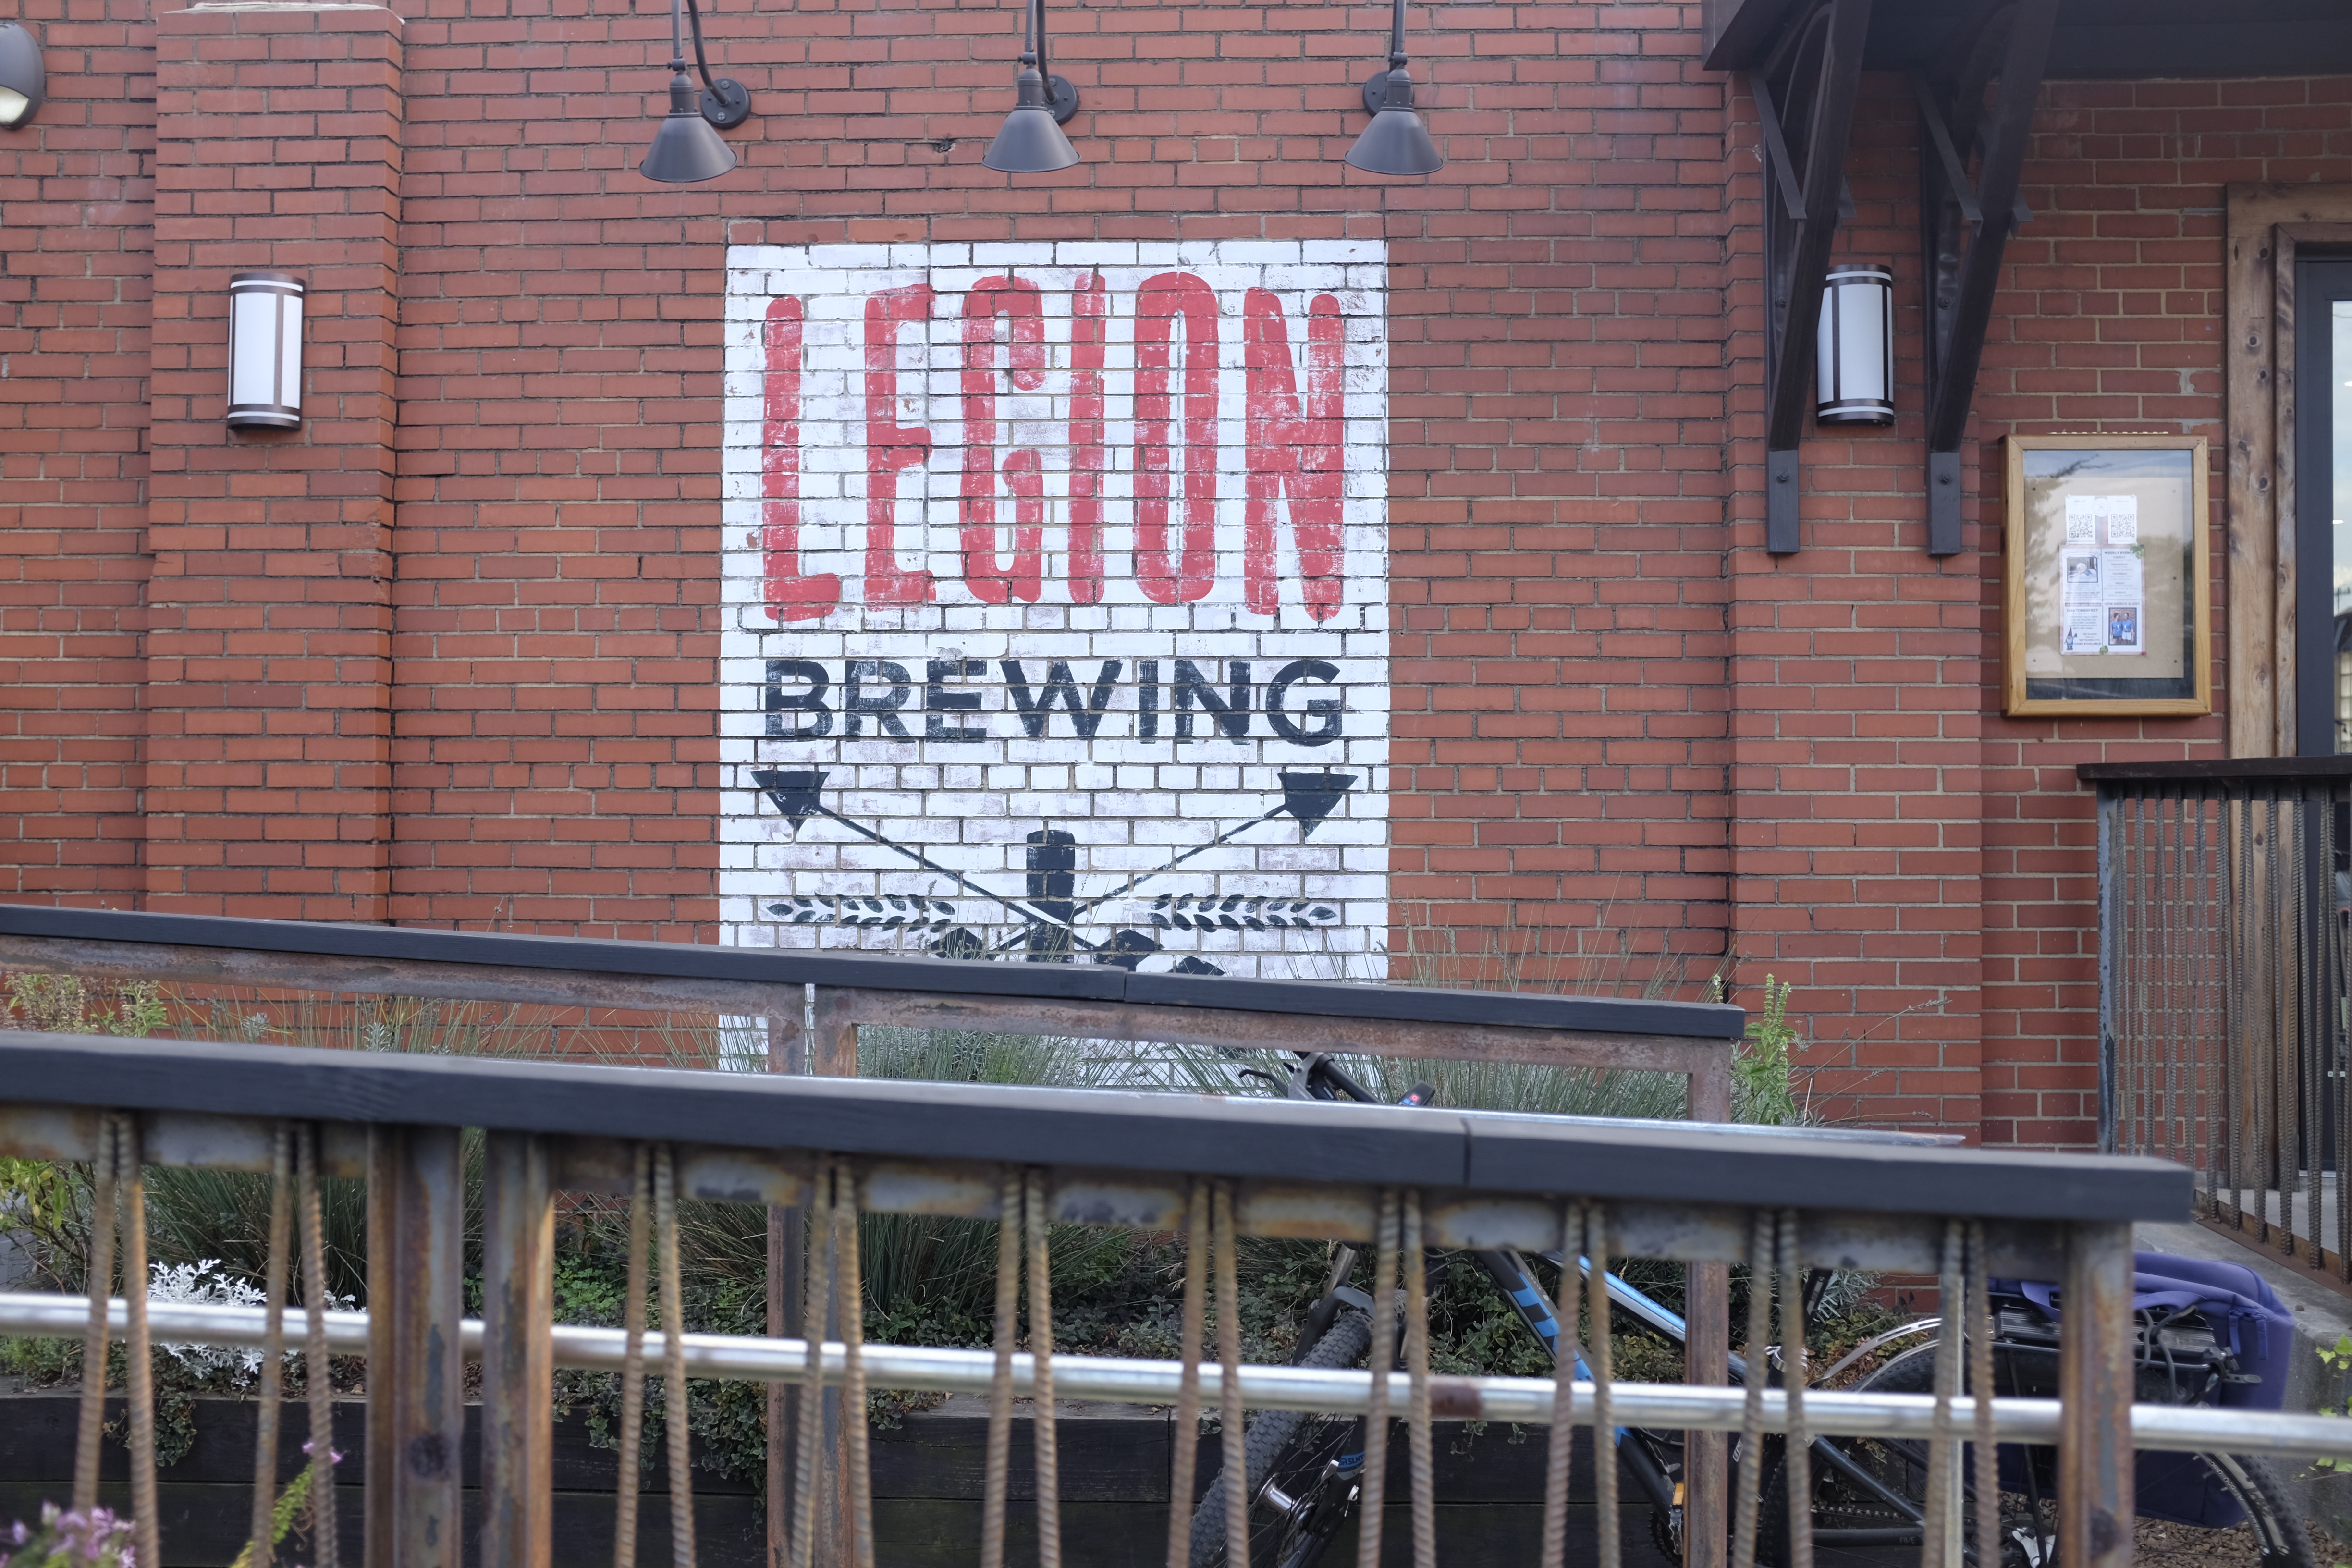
[640,0,748,183]
[0,22,44,129]
[981,0,1079,175]
[1345,0,1442,176]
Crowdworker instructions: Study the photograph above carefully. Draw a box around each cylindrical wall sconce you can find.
[227,272,305,431]
[0,21,45,128]
[1814,262,1894,426]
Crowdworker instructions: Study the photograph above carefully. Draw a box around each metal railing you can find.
[2084,758,2352,1276]
[0,904,2214,1568]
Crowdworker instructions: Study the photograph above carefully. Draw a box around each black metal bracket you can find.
[1754,0,1872,555]
[681,0,753,128]
[1917,0,2057,556]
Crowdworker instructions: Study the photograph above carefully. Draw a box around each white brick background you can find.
[719,241,1388,980]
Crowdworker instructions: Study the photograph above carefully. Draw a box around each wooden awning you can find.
[1705,0,2352,76]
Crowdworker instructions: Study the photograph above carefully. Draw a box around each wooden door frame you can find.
[2225,183,2352,756]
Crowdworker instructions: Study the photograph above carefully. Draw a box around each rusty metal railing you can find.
[0,903,1756,1568]
[0,905,2201,1568]
[2083,758,2352,1278]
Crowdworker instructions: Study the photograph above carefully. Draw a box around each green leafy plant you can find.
[2,975,165,1038]
[2311,1332,2352,1475]
[225,1443,339,1568]
[1727,973,1805,1127]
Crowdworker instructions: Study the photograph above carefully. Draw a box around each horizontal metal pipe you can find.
[9,1292,2344,1463]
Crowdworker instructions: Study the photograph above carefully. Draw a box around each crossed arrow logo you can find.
[748,769,1357,970]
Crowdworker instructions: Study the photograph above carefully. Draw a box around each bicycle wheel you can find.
[1188,1309,1375,1568]
[1769,1342,2315,1568]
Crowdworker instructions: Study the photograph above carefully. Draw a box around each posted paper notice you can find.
[2058,494,2146,657]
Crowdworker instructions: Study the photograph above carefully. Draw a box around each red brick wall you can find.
[376,0,1738,947]
[146,4,402,919]
[1720,77,1987,1139]
[1716,74,2352,1150]
[0,0,154,906]
[1973,77,2352,1148]
[1382,10,1731,989]
[11,0,2352,1147]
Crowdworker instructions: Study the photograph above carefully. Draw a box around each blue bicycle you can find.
[1188,1052,2315,1568]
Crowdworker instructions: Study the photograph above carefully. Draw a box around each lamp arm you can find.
[1387,0,1407,67]
[1029,0,1047,75]
[682,0,721,91]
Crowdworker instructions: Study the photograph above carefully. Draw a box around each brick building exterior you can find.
[2,0,2347,1149]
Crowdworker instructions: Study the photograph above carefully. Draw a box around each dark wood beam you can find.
[1922,0,2058,555]
[1760,0,1872,554]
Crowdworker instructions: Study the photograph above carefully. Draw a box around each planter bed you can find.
[0,1390,1667,1566]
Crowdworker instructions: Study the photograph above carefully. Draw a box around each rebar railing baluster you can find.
[1358,1188,1399,1568]
[1919,1219,1964,1568]
[1777,1210,1811,1568]
[249,1125,292,1566]
[1401,1189,1435,1568]
[2109,786,2124,1153]
[982,1166,1022,1568]
[2128,792,2145,1155]
[1731,1209,1772,1568]
[1537,1197,1581,1568]
[1025,1168,1061,1568]
[296,1123,336,1568]
[2316,782,2334,1263]
[73,1113,119,1515]
[2288,791,2308,1251]
[654,1147,697,1568]
[835,1159,875,1568]
[1587,1206,1618,1568]
[1966,1221,1997,1568]
[2336,781,2352,1276]
[1167,1179,1210,1568]
[792,1155,834,1568]
[120,1115,158,1568]
[2230,787,2249,1221]
[614,1144,653,1568]
[1213,1179,1247,1568]
[2193,791,2213,1209]
[2167,787,2185,1159]
[2153,788,2170,1159]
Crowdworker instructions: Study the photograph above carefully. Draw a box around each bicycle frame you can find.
[1273,1051,1930,1556]
[1261,1051,2266,1568]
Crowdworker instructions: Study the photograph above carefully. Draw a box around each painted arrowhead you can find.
[751,769,828,828]
[1276,772,1358,838]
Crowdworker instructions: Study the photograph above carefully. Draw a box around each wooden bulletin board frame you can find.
[2003,434,2212,717]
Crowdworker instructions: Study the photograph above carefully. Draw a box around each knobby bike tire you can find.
[1188,1309,1375,1568]
[1771,1342,2315,1568]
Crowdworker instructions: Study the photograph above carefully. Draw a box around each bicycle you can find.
[1185,1049,1728,1568]
[1779,1280,2315,1568]
[1187,1050,2315,1568]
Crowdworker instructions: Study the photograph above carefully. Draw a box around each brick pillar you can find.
[1724,76,1987,1140]
[146,2,402,919]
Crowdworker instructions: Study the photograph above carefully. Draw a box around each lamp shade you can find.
[0,22,44,128]
[983,66,1079,173]
[227,273,305,431]
[1345,70,1442,176]
[642,71,737,183]
[1814,263,1894,426]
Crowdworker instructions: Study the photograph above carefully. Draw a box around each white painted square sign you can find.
[721,241,1388,980]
